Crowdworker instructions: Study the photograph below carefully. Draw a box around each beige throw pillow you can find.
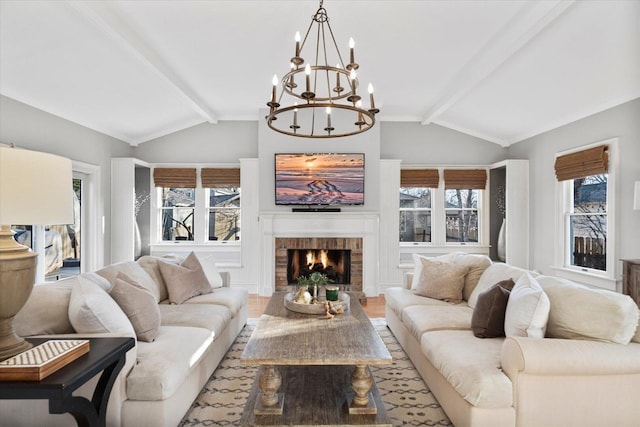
[453,253,492,301]
[158,252,212,304]
[410,252,459,290]
[413,257,469,304]
[109,272,161,342]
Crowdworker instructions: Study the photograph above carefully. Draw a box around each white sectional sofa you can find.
[1,254,248,427]
[386,254,640,427]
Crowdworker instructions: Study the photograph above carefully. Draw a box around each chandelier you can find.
[266,0,379,138]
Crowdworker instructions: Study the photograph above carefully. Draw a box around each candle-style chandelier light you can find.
[266,0,379,138]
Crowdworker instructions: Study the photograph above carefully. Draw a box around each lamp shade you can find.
[0,146,74,225]
[634,181,640,211]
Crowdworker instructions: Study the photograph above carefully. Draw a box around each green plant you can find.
[296,272,334,287]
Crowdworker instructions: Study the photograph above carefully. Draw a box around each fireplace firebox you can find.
[287,249,351,285]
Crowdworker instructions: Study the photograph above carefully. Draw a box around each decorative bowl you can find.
[284,292,350,315]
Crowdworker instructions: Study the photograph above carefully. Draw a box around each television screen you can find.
[275,153,365,205]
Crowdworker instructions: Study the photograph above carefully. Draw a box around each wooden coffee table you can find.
[240,292,392,426]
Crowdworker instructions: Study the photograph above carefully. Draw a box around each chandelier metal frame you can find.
[266,0,379,138]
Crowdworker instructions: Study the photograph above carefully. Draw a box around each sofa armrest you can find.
[502,336,640,378]
[220,271,231,287]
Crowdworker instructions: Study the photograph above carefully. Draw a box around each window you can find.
[399,188,432,242]
[399,169,439,243]
[554,141,616,284]
[567,175,607,271]
[159,187,195,241]
[207,187,241,241]
[445,189,479,243]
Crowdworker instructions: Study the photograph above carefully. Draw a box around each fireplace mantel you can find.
[259,212,379,296]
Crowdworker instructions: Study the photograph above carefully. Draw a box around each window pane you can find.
[446,211,478,243]
[207,187,241,241]
[161,208,194,241]
[570,214,606,271]
[445,189,477,209]
[162,188,195,208]
[209,209,240,241]
[399,211,431,242]
[400,188,431,208]
[573,175,607,214]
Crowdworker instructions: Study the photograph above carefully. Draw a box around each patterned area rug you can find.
[179,319,452,427]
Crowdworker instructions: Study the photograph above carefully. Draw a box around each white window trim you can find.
[150,164,242,247]
[552,138,618,290]
[398,165,490,268]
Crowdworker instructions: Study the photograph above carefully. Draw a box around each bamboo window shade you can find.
[153,168,197,187]
[554,145,608,181]
[443,169,487,189]
[201,168,241,187]
[400,169,440,188]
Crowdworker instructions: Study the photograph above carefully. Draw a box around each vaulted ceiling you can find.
[1,1,639,147]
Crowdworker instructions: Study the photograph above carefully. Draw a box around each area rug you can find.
[179,319,452,427]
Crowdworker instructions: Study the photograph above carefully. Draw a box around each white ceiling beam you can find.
[66,0,218,124]
[421,0,575,126]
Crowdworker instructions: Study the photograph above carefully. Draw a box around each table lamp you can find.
[0,146,73,360]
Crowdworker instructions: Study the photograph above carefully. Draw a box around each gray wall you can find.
[508,97,640,277]
[134,121,258,163]
[0,95,132,266]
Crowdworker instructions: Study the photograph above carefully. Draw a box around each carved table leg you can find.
[254,365,284,415]
[349,364,377,414]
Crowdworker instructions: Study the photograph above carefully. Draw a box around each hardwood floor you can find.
[247,294,386,319]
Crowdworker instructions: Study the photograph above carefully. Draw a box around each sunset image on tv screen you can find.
[275,153,365,205]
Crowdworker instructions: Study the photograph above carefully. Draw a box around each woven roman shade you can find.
[444,169,487,189]
[554,145,608,181]
[400,169,440,188]
[153,168,197,188]
[201,168,241,187]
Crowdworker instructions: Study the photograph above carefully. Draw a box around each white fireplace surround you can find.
[259,212,379,297]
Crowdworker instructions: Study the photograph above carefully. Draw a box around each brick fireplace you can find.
[275,237,363,292]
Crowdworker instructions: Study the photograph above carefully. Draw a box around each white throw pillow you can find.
[504,273,550,339]
[68,276,135,337]
[410,252,458,290]
[196,254,224,289]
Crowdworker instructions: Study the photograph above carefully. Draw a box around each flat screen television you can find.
[275,153,365,206]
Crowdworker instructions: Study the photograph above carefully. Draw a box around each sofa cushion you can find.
[505,273,550,339]
[68,276,135,337]
[180,287,248,317]
[385,287,457,321]
[15,278,75,336]
[633,320,640,344]
[414,257,469,304]
[537,275,640,344]
[137,256,175,302]
[158,303,231,339]
[402,304,473,341]
[453,253,492,301]
[410,252,458,290]
[471,280,514,338]
[420,330,512,408]
[97,261,163,303]
[468,263,532,309]
[158,252,212,304]
[127,325,214,400]
[109,272,161,342]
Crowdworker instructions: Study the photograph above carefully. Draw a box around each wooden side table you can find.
[622,259,640,308]
[0,337,135,427]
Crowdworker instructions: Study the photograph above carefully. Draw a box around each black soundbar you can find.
[291,207,341,213]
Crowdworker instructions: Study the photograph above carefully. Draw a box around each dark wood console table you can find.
[0,337,135,427]
[622,259,640,307]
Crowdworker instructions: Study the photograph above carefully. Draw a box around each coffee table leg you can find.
[255,365,284,415]
[349,364,377,415]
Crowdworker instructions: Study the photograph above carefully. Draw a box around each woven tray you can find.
[0,339,90,381]
[284,292,350,314]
